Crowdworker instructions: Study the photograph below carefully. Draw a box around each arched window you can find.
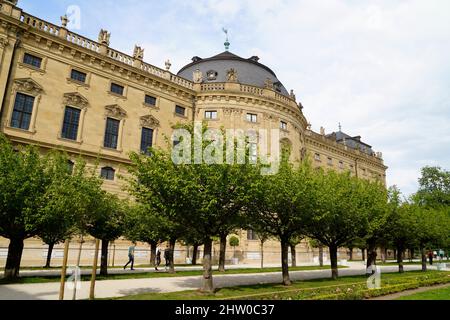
[101,167,115,181]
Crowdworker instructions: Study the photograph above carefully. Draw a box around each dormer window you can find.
[206,70,218,81]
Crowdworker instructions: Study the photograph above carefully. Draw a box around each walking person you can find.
[124,242,136,271]
[155,246,162,271]
[428,250,433,266]
[164,245,171,272]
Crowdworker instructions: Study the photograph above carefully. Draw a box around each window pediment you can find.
[63,92,89,109]
[14,78,44,95]
[105,104,127,119]
[140,115,160,128]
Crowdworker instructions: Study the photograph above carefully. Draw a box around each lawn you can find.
[0,265,346,285]
[396,285,450,300]
[116,271,450,301]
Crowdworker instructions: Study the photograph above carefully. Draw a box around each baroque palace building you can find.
[0,1,387,266]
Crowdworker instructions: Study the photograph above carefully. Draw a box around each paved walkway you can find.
[0,262,437,300]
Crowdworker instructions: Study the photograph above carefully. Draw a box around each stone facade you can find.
[0,1,387,267]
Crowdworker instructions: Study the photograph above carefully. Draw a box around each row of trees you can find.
[125,124,450,292]
[0,134,127,279]
[1,129,449,292]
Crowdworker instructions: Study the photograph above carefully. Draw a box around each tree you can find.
[85,192,126,276]
[415,166,450,208]
[125,203,167,266]
[247,160,314,286]
[309,239,325,267]
[303,170,370,280]
[0,135,76,279]
[289,236,304,268]
[127,123,257,292]
[36,154,80,268]
[229,236,240,260]
[356,179,389,273]
[384,187,416,273]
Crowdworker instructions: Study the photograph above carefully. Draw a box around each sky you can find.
[19,0,450,197]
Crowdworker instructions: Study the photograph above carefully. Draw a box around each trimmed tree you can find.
[247,160,314,286]
[127,123,256,292]
[303,170,370,280]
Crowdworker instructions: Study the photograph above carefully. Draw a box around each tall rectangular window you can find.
[140,127,154,155]
[61,107,81,141]
[23,53,42,69]
[10,93,35,130]
[110,83,124,96]
[70,69,87,83]
[175,105,186,116]
[247,230,259,241]
[280,121,288,130]
[205,111,218,120]
[104,118,120,149]
[246,113,258,123]
[145,95,157,106]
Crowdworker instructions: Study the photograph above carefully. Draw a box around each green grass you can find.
[0,265,346,285]
[116,271,450,300]
[396,285,450,300]
[0,263,196,272]
[378,260,450,266]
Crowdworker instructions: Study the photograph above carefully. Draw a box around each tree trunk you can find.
[149,241,157,266]
[381,247,387,264]
[319,245,324,267]
[410,248,415,262]
[100,240,109,276]
[201,238,214,293]
[290,244,297,268]
[192,245,199,265]
[361,248,366,261]
[45,243,55,268]
[329,244,339,280]
[366,244,378,274]
[397,247,404,273]
[281,239,292,286]
[218,233,227,272]
[421,247,427,272]
[4,237,25,280]
[349,248,353,261]
[260,240,264,269]
[169,238,176,274]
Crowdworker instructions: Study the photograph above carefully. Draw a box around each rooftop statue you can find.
[226,68,238,82]
[98,29,111,46]
[133,45,144,60]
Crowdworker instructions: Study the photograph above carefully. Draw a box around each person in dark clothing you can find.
[428,251,433,266]
[124,242,136,270]
[164,246,171,271]
[155,247,162,271]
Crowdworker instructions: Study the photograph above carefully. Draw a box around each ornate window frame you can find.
[58,92,90,144]
[102,104,127,152]
[143,93,160,109]
[108,81,128,99]
[139,115,160,152]
[17,49,47,75]
[5,78,44,134]
[66,65,91,88]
